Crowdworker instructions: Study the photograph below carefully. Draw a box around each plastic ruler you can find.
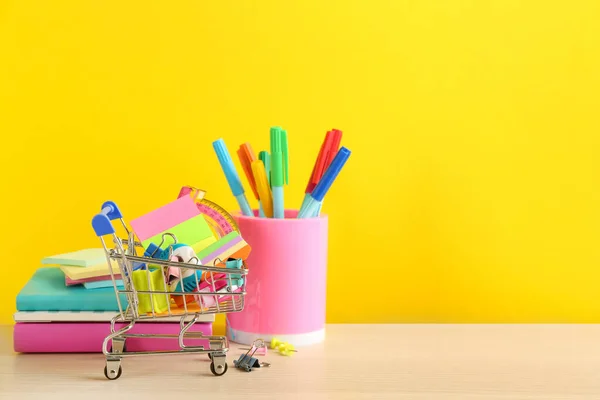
[177,186,238,238]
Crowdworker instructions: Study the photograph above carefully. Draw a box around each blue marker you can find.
[212,138,254,217]
[297,147,351,219]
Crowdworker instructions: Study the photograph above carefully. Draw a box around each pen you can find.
[270,127,289,219]
[212,138,254,217]
[300,130,332,213]
[251,159,274,218]
[297,146,351,219]
[303,129,342,217]
[259,151,271,187]
[316,129,342,216]
[314,129,342,185]
[237,143,265,217]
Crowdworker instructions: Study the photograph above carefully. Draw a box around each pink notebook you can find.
[13,322,212,353]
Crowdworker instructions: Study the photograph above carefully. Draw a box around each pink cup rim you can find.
[233,208,328,224]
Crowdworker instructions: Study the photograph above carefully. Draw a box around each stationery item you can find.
[259,151,271,187]
[178,186,238,237]
[233,339,271,371]
[131,268,169,314]
[213,138,254,217]
[240,342,268,355]
[13,310,215,323]
[227,210,328,346]
[194,275,241,308]
[270,337,297,354]
[41,248,107,267]
[237,143,264,217]
[13,322,213,353]
[297,147,351,219]
[196,231,251,267]
[223,257,244,286]
[167,235,249,308]
[314,129,342,217]
[300,129,343,216]
[130,195,217,255]
[270,337,285,349]
[317,129,343,183]
[167,263,197,308]
[270,127,289,218]
[276,342,297,356]
[153,295,215,316]
[65,274,121,286]
[301,132,331,212]
[251,159,273,218]
[16,268,128,312]
[144,241,195,263]
[84,279,124,290]
[61,263,121,281]
[91,200,241,379]
[167,244,203,293]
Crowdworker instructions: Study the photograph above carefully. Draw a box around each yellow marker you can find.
[251,160,273,218]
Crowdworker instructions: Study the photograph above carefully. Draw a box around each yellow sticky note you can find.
[42,248,107,267]
[191,235,218,254]
[61,263,120,280]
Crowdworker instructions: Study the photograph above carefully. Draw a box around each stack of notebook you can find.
[14,249,214,353]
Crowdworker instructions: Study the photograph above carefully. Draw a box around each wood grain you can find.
[2,324,600,399]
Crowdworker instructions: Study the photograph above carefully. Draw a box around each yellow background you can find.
[1,1,600,327]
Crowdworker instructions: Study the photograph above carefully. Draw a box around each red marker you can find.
[300,129,343,212]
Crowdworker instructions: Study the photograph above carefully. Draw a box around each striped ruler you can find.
[177,186,239,238]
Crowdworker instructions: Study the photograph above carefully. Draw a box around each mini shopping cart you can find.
[92,200,248,380]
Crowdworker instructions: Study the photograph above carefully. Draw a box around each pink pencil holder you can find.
[226,209,328,347]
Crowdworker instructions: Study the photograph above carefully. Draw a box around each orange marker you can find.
[237,143,260,200]
[251,160,273,218]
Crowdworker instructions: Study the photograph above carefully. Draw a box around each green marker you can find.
[270,127,289,219]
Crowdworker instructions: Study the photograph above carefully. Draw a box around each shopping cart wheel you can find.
[210,360,228,376]
[104,363,122,380]
[110,338,127,354]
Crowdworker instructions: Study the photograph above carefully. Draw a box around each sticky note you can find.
[65,274,121,286]
[130,195,216,253]
[140,216,216,252]
[61,263,121,280]
[196,231,251,266]
[41,248,107,267]
[83,280,124,289]
[191,235,219,254]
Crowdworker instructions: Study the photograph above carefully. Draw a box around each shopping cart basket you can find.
[92,201,248,380]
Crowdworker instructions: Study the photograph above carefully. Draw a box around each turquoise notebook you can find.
[16,268,128,311]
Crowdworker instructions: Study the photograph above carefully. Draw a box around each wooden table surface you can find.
[2,324,600,399]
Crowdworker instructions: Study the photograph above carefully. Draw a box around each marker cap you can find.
[213,138,244,196]
[311,146,351,202]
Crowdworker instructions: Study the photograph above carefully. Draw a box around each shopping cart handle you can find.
[92,201,123,237]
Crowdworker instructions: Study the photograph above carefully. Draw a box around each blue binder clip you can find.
[224,258,244,287]
[145,240,202,293]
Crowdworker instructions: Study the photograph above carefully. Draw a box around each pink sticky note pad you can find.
[130,195,201,242]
